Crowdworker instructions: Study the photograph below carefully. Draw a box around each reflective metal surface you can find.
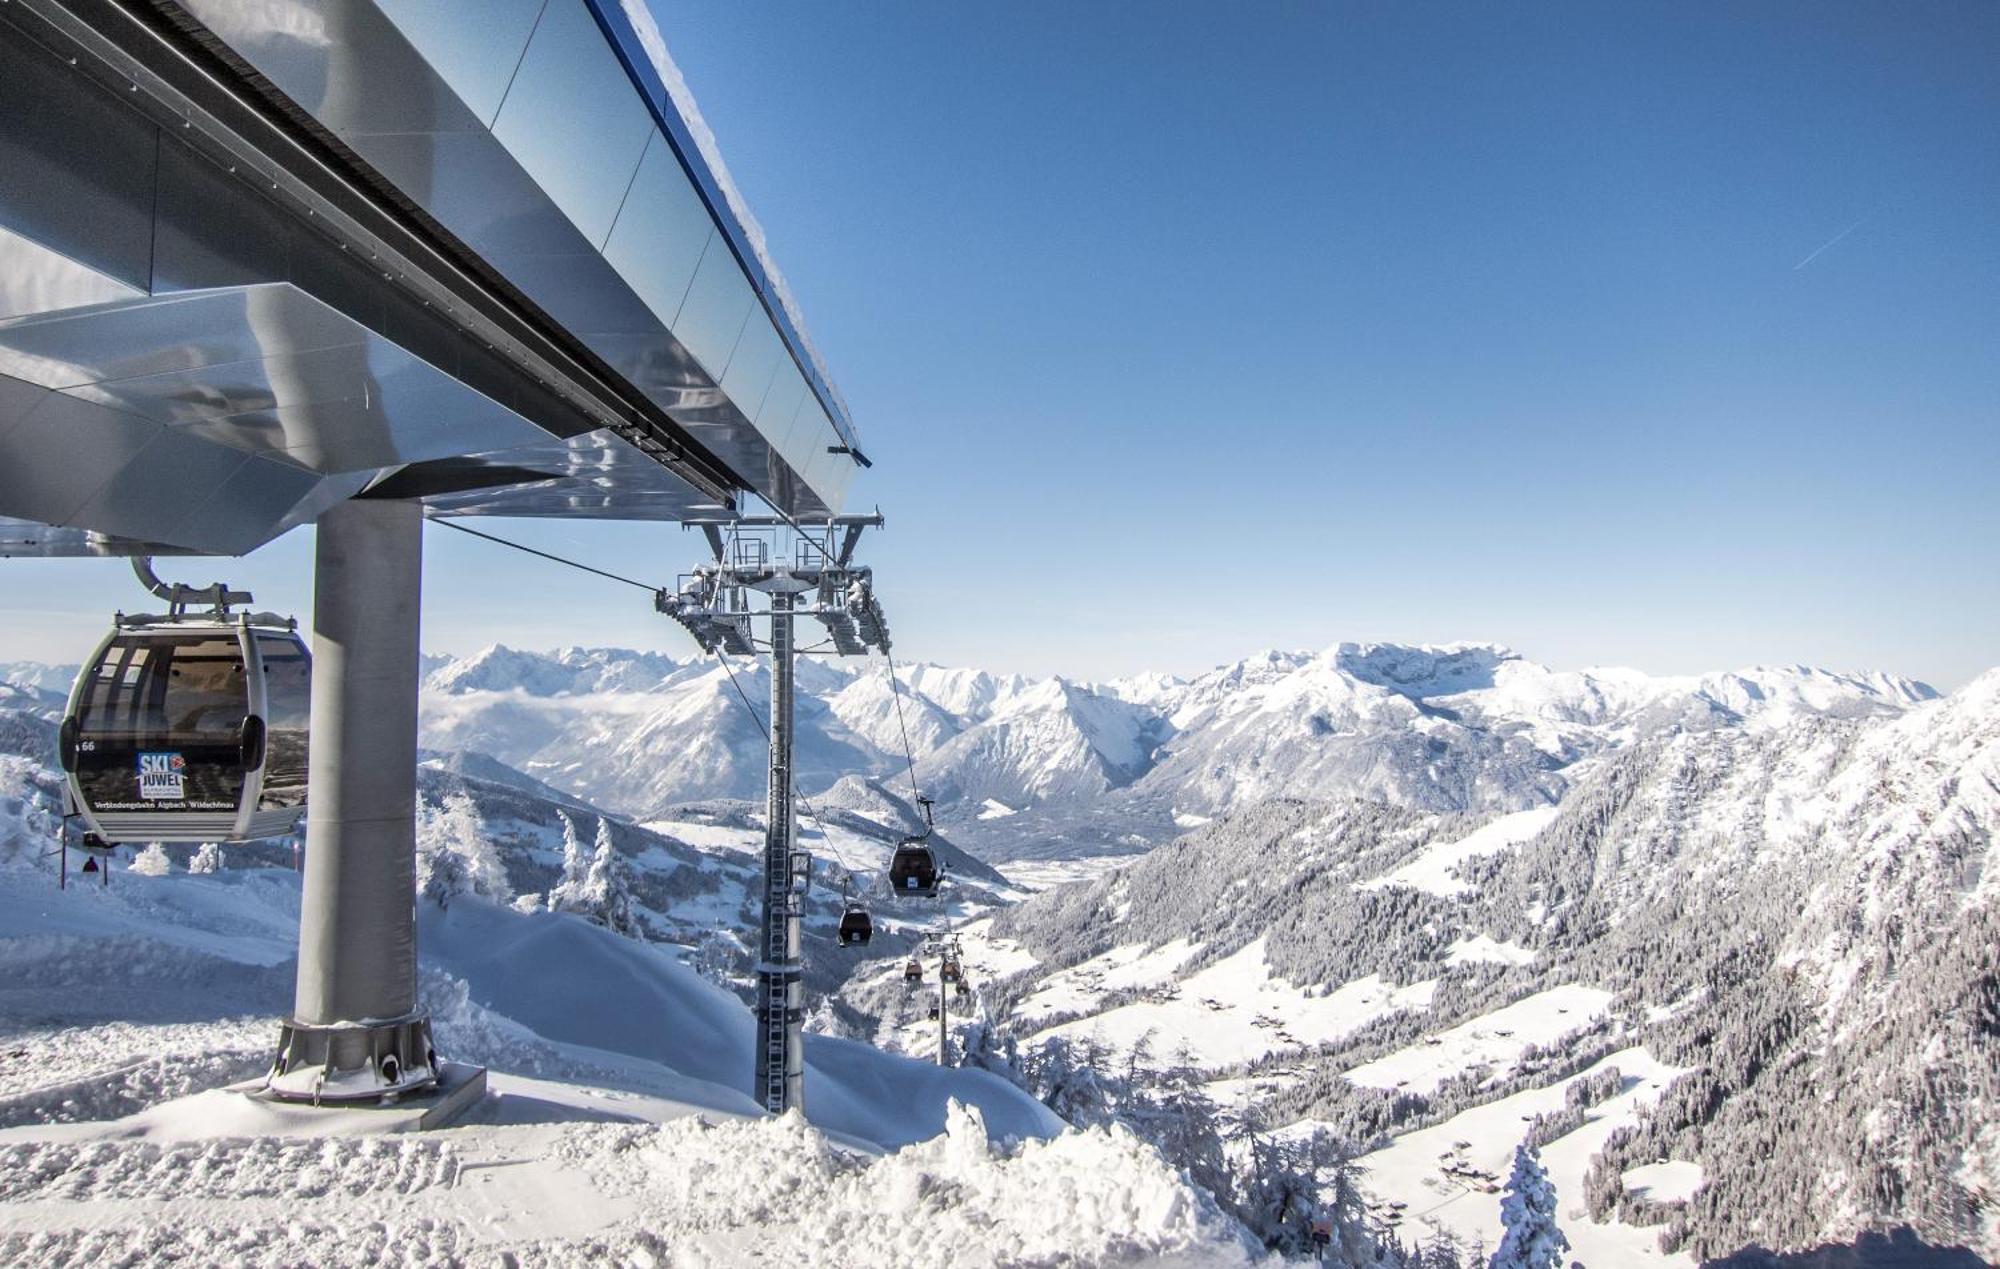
[0,514,198,558]
[168,0,853,514]
[0,28,158,290]
[0,0,866,558]
[0,280,707,551]
[672,242,756,384]
[602,133,715,334]
[0,226,143,324]
[580,0,860,453]
[373,0,547,128]
[490,0,655,250]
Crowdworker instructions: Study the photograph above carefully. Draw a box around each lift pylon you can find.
[661,514,888,1116]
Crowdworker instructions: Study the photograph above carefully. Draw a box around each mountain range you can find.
[403,640,1935,860]
[1,640,1987,1263]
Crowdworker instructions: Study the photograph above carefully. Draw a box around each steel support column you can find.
[269,498,438,1100]
[755,589,806,1113]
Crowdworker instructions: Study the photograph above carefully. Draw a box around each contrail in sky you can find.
[1793,214,1871,270]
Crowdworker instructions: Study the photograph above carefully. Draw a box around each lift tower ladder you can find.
[662,514,888,1116]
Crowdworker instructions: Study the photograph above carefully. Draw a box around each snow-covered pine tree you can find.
[129,842,171,875]
[547,810,588,912]
[1489,1144,1570,1269]
[415,790,510,906]
[692,929,739,988]
[1122,1046,1231,1211]
[1236,1133,1319,1257]
[187,842,223,874]
[1026,1035,1115,1127]
[581,816,637,935]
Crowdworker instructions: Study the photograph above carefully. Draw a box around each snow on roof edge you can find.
[615,0,858,445]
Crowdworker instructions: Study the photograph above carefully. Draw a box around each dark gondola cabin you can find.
[903,958,922,983]
[888,837,940,897]
[838,903,873,947]
[59,617,310,844]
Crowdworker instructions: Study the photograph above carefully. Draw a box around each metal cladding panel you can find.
[602,133,714,335]
[182,0,490,139]
[68,343,389,427]
[674,242,756,384]
[0,514,196,557]
[0,287,359,391]
[172,455,344,555]
[720,315,786,425]
[490,0,655,250]
[0,283,549,477]
[69,428,252,545]
[372,0,548,127]
[0,30,159,291]
[0,373,48,446]
[0,390,160,527]
[776,397,826,482]
[0,226,145,324]
[756,365,809,439]
[413,428,718,521]
[578,0,860,456]
[148,137,296,296]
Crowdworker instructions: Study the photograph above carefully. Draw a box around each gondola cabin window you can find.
[71,635,250,818]
[257,639,311,811]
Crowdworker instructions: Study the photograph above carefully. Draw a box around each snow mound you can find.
[595,1102,1258,1267]
[0,1101,1258,1268]
[420,899,1059,1149]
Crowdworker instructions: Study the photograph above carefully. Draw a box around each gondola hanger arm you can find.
[132,556,252,618]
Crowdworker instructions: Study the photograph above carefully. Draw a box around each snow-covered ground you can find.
[0,1086,1254,1267]
[1623,1159,1704,1205]
[1342,984,1614,1095]
[1443,935,1538,967]
[1351,1045,1694,1266]
[995,855,1133,893]
[1029,937,1440,1069]
[0,853,1268,1265]
[1358,806,1560,898]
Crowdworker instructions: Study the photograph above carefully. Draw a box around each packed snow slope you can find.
[0,851,1056,1150]
[0,849,1276,1266]
[982,670,1999,1263]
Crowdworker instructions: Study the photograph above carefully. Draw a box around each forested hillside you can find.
[987,672,2000,1261]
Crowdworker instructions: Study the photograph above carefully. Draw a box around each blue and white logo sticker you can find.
[136,751,186,801]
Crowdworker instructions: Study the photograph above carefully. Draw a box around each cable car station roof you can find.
[0,0,862,558]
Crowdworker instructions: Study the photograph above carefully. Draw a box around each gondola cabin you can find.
[888,837,940,897]
[59,616,311,844]
[838,903,873,947]
[940,958,961,984]
[903,958,922,983]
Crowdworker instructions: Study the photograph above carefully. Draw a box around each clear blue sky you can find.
[5,2,1997,687]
